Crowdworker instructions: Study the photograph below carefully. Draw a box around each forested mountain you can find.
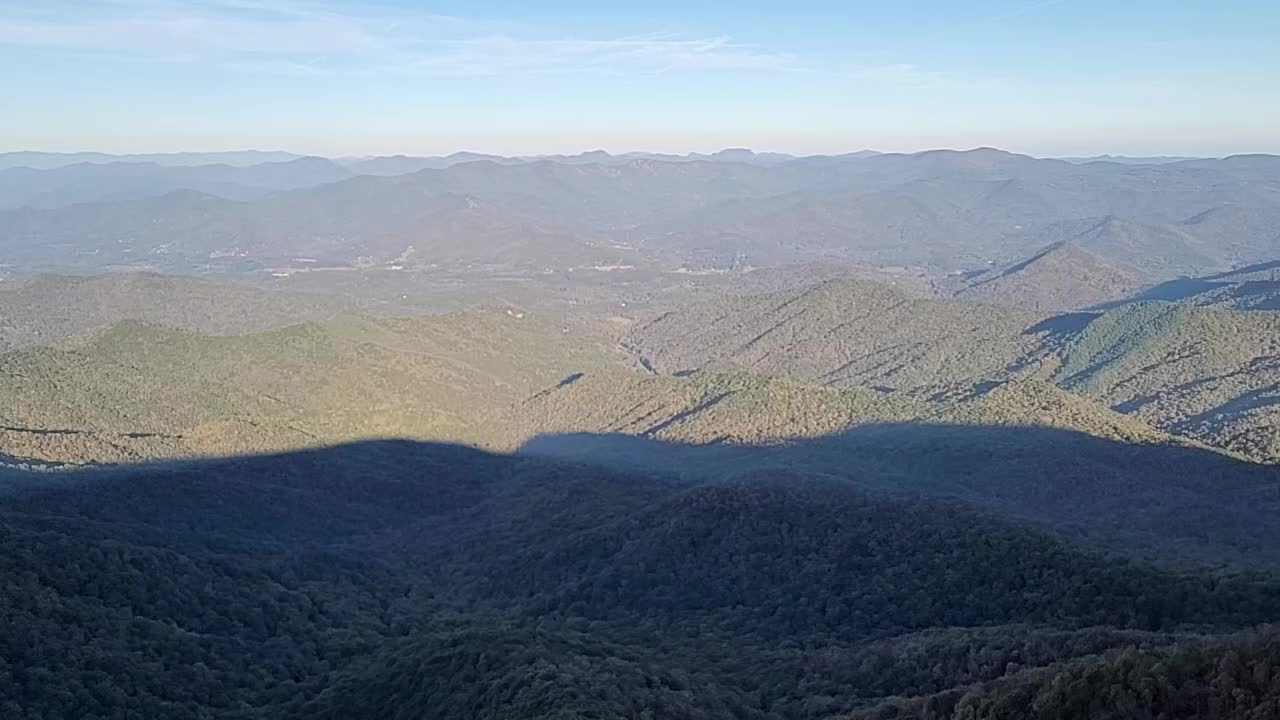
[1123,260,1280,310]
[624,276,1280,462]
[950,241,1143,310]
[0,273,389,350]
[0,311,617,466]
[502,368,1280,568]
[5,272,1277,572]
[845,629,1280,719]
[3,268,1278,466]
[623,276,1047,392]
[504,369,1173,450]
[3,439,1280,719]
[1054,301,1280,459]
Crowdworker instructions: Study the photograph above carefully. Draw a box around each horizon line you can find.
[2,146,1265,162]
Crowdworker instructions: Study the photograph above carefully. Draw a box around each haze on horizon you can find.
[3,0,1279,158]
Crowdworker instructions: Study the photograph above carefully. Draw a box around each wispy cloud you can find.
[404,34,796,77]
[0,0,794,76]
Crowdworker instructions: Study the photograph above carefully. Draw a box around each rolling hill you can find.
[621,276,1051,394]
[0,272,387,351]
[502,368,1174,451]
[1054,301,1280,459]
[0,177,638,273]
[622,276,1280,461]
[8,268,1275,470]
[952,241,1144,310]
[633,188,990,268]
[0,311,618,466]
[998,215,1219,280]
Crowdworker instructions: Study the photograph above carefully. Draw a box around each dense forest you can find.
[2,439,1279,719]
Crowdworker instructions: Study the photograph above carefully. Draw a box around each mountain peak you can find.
[957,239,1142,310]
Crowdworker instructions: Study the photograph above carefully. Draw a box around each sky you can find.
[1,0,1278,157]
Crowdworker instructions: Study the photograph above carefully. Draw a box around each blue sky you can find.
[2,0,1277,156]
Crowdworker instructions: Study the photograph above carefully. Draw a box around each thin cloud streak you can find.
[0,0,797,77]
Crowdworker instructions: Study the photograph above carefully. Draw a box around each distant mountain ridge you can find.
[0,156,354,210]
[2,147,1278,289]
[0,149,304,170]
[1059,154,1206,165]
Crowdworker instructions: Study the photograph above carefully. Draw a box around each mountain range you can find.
[5,270,1277,466]
[2,148,1279,313]
[3,144,1280,718]
[0,157,355,210]
[0,150,306,170]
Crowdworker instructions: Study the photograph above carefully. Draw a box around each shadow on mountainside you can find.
[1093,260,1280,310]
[2,426,1278,572]
[7,435,1280,719]
[1204,260,1280,280]
[518,423,1280,572]
[1023,311,1099,336]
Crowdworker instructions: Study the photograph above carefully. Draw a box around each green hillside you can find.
[0,311,617,465]
[1056,301,1280,459]
[623,277,1280,461]
[622,277,1052,394]
[0,272,380,350]
[501,368,1175,449]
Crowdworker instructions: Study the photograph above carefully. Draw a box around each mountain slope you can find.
[511,371,1280,571]
[0,311,616,465]
[622,276,1051,394]
[999,216,1219,279]
[0,272,383,350]
[1122,260,1280,310]
[954,241,1144,310]
[634,189,989,268]
[623,276,1280,461]
[3,440,1280,719]
[503,369,1173,450]
[846,629,1280,720]
[1055,301,1280,459]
